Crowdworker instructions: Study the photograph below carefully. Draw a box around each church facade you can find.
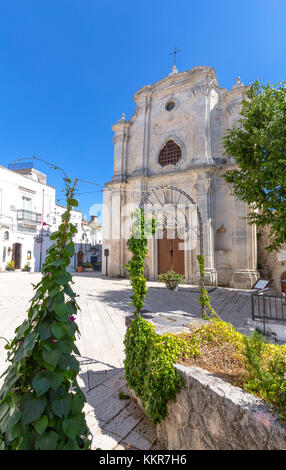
[102,65,260,289]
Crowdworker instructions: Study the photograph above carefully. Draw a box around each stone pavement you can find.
[0,271,256,449]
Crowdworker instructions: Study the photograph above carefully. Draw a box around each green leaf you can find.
[64,284,76,298]
[5,421,24,442]
[35,430,58,450]
[42,348,62,369]
[69,198,78,207]
[49,370,65,390]
[54,302,68,316]
[67,302,77,315]
[0,406,22,433]
[50,259,66,267]
[16,432,36,450]
[50,231,61,240]
[54,272,71,286]
[15,319,30,340]
[0,401,9,421]
[49,285,61,297]
[51,393,72,418]
[51,323,68,339]
[23,331,38,352]
[32,372,52,396]
[34,415,48,435]
[62,414,83,439]
[58,353,79,372]
[54,302,70,321]
[21,395,47,425]
[71,394,85,415]
[65,244,75,256]
[38,322,51,340]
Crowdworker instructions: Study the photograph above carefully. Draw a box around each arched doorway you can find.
[139,185,203,278]
[281,271,286,293]
[12,243,22,269]
[77,250,83,266]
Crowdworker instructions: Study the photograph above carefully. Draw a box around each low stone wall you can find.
[157,364,286,450]
[125,315,286,450]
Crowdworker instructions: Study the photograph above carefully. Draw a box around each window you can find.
[2,247,6,262]
[4,231,9,240]
[159,140,182,167]
[165,101,175,111]
[22,196,32,212]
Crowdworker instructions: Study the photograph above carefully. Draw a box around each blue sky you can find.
[0,0,286,221]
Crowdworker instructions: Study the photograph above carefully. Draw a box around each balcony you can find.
[17,210,42,225]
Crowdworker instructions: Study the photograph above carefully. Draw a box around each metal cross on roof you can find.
[169,47,182,66]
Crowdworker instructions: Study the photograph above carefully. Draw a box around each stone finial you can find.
[232,76,244,89]
[169,65,178,75]
[118,113,127,123]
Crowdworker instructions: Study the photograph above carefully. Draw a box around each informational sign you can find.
[252,279,271,290]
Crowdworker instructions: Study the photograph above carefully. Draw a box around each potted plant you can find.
[77,264,84,272]
[158,270,185,291]
[5,260,15,271]
[83,262,93,272]
[22,262,31,272]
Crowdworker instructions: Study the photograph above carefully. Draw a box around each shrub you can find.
[243,331,286,421]
[5,260,15,270]
[158,271,185,290]
[125,317,286,424]
[124,315,199,423]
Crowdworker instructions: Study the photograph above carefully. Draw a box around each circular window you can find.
[165,101,175,111]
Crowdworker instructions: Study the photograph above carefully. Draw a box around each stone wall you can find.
[156,364,286,450]
[257,226,286,292]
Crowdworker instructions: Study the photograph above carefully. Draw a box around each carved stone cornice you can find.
[112,132,129,145]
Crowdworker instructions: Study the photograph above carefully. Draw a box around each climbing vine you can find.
[124,314,199,423]
[124,209,156,314]
[197,254,220,320]
[0,177,91,450]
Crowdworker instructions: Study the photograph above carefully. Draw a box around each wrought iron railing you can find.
[17,210,42,224]
[251,292,286,322]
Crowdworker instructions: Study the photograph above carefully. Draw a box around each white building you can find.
[103,65,259,288]
[0,163,101,272]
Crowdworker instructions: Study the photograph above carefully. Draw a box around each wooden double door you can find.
[158,230,185,275]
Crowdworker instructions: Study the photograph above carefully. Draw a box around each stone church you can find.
[102,64,261,289]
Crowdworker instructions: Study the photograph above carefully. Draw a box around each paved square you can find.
[0,271,255,449]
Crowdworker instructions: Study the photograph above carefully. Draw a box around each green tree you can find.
[0,177,91,450]
[223,80,286,251]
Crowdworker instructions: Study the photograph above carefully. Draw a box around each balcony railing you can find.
[17,210,42,224]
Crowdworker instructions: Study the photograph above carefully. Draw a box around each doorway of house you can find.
[77,250,83,267]
[12,243,22,269]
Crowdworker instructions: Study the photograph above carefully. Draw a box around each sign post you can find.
[104,248,109,276]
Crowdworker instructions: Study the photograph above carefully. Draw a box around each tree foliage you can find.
[0,177,91,450]
[223,80,286,251]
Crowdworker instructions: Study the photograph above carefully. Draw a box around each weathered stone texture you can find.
[257,225,286,293]
[103,66,260,289]
[156,364,286,450]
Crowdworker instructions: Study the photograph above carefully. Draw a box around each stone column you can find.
[111,115,130,182]
[194,173,218,286]
[230,199,259,289]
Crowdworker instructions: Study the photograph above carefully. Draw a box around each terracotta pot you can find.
[77,266,84,272]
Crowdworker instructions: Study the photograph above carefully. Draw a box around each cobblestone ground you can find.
[0,272,256,449]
